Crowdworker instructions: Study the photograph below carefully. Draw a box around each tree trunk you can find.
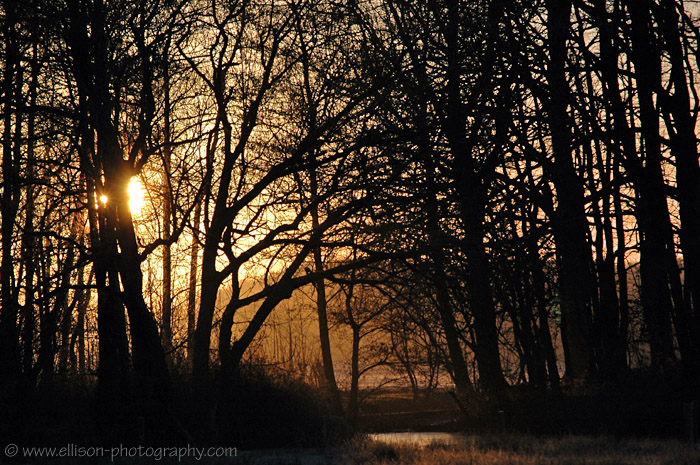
[545,0,595,380]
[161,46,173,359]
[627,0,678,371]
[68,264,90,374]
[193,83,235,383]
[193,231,225,383]
[21,41,39,381]
[68,0,171,402]
[656,0,700,380]
[314,250,343,415]
[429,238,477,402]
[218,273,240,378]
[348,323,360,427]
[441,0,507,393]
[596,0,634,377]
[111,166,172,402]
[311,174,343,414]
[531,244,561,392]
[186,201,201,369]
[68,0,132,401]
[613,171,629,371]
[94,240,131,398]
[344,281,360,426]
[0,0,22,389]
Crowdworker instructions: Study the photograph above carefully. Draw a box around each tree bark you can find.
[161,47,173,359]
[345,281,360,426]
[627,0,678,371]
[186,201,201,369]
[656,0,700,379]
[0,0,22,390]
[193,225,226,382]
[310,174,343,414]
[67,0,171,402]
[544,0,595,380]
[442,0,507,393]
[595,0,635,377]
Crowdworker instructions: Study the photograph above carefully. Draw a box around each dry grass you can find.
[331,434,700,465]
[39,435,697,464]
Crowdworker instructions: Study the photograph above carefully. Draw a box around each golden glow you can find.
[128,178,146,215]
[99,194,108,205]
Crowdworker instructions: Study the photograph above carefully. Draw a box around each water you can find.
[369,431,471,446]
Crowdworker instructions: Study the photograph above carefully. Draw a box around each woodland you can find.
[2,0,700,449]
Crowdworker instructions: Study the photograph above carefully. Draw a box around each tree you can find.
[542,0,596,380]
[63,0,184,403]
[0,0,24,391]
[186,0,396,385]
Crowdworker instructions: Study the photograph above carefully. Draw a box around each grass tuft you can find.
[329,434,700,465]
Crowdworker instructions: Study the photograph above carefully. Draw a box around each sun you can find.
[128,177,146,215]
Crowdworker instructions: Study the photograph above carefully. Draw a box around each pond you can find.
[369,431,472,446]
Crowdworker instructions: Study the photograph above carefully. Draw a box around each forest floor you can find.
[13,434,699,464]
[27,435,698,464]
[323,434,700,465]
[5,375,699,463]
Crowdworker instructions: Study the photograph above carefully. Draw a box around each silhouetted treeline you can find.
[1,0,700,435]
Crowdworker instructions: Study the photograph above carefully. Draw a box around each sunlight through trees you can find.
[2,0,700,448]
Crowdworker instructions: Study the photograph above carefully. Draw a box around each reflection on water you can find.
[370,432,471,446]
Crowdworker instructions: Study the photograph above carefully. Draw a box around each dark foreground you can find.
[1,371,699,464]
[4,435,699,464]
